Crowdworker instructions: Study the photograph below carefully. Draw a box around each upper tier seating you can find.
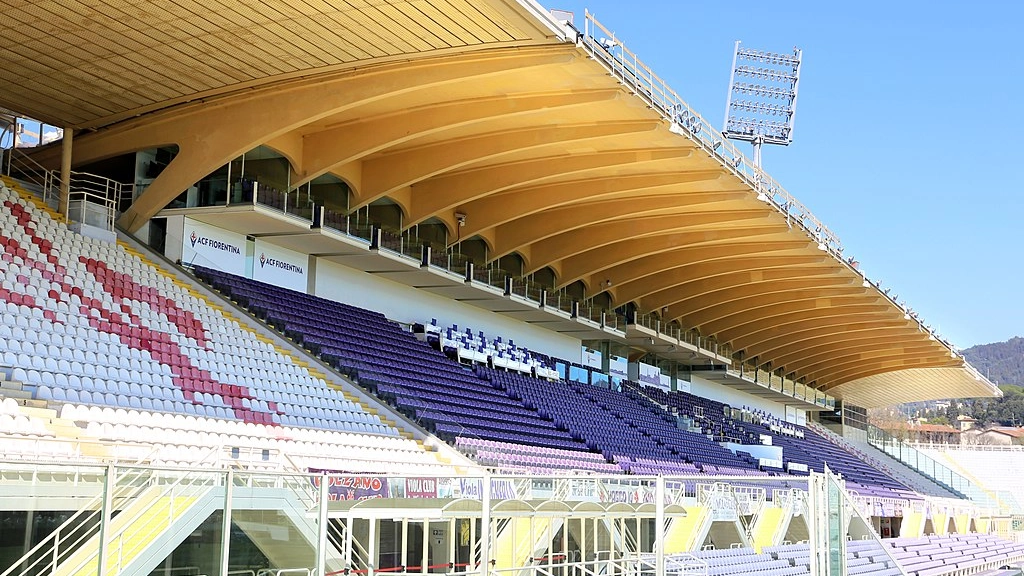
[195,265,589,455]
[196,267,779,477]
[485,368,763,475]
[634,382,911,497]
[0,180,397,437]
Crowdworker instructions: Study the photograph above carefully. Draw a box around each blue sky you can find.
[550,0,1023,349]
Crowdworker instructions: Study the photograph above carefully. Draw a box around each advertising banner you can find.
[308,470,390,501]
[182,218,246,275]
[253,239,308,292]
[405,477,439,498]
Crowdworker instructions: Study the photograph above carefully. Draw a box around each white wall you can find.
[315,260,582,362]
[688,374,787,418]
[162,215,185,264]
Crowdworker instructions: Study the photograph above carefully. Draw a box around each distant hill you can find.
[963,337,1024,386]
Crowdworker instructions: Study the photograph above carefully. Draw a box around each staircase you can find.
[0,464,340,576]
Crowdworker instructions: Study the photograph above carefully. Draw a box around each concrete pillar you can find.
[59,127,73,221]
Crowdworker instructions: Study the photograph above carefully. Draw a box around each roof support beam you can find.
[671,286,868,329]
[55,47,577,232]
[405,148,696,227]
[358,120,662,211]
[454,172,730,241]
[721,306,902,349]
[705,299,891,341]
[611,256,833,305]
[768,333,935,376]
[579,242,809,294]
[818,355,961,389]
[293,89,621,190]
[561,227,798,290]
[649,277,859,320]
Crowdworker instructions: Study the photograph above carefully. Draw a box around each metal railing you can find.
[0,465,151,576]
[865,424,997,507]
[2,147,123,232]
[59,171,122,232]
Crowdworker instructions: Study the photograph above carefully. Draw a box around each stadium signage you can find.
[253,239,307,292]
[259,252,303,275]
[182,218,246,275]
[308,470,390,500]
[405,477,438,498]
[189,232,240,254]
[457,478,517,500]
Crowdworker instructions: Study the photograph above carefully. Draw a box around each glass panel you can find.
[826,475,845,576]
[229,471,318,573]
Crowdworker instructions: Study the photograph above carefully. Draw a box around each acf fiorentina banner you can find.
[253,239,307,292]
[182,218,246,275]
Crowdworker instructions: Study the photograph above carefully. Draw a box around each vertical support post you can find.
[560,514,568,567]
[22,510,33,559]
[545,512,551,564]
[368,519,377,576]
[225,157,232,207]
[59,127,73,222]
[220,470,234,576]
[480,475,492,576]
[97,464,115,576]
[419,518,428,574]
[448,518,456,574]
[316,473,330,576]
[655,477,665,576]
[807,473,821,576]
[469,516,477,575]
[345,516,354,571]
[722,41,741,134]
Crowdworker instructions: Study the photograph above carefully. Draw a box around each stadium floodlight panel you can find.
[723,41,802,147]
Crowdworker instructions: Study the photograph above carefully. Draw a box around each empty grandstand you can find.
[0,1,1018,576]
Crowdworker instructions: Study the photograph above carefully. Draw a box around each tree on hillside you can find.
[963,336,1024,386]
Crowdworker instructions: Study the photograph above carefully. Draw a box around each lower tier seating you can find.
[0,180,399,437]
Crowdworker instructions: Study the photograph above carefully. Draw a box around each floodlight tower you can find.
[722,41,802,168]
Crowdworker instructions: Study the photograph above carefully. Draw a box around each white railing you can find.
[49,170,123,232]
[1,146,125,232]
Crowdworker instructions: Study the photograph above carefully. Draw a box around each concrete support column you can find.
[59,127,73,221]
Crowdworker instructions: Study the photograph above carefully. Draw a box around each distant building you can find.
[963,426,1024,446]
[877,421,960,444]
[957,415,978,432]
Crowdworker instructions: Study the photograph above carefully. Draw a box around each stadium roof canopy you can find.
[0,0,998,407]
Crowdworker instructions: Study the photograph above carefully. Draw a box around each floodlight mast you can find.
[722,41,802,169]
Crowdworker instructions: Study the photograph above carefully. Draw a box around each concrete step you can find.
[0,379,25,391]
[44,418,84,440]
[1,389,35,401]
[19,405,57,419]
